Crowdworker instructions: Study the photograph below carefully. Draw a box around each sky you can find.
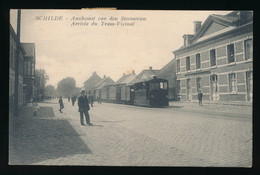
[10,9,231,88]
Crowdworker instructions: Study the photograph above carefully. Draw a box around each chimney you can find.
[92,71,96,75]
[132,70,135,74]
[149,66,152,71]
[193,21,202,34]
[103,75,106,79]
[183,34,194,47]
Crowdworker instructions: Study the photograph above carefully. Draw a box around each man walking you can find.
[78,89,92,125]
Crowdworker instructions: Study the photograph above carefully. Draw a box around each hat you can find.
[80,89,85,93]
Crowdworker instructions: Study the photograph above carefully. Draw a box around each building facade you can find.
[173,11,253,103]
[10,24,37,112]
[10,24,26,110]
[21,43,36,103]
[157,59,177,101]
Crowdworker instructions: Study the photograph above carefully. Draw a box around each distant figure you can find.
[59,97,64,113]
[97,95,102,104]
[72,96,76,106]
[198,90,203,106]
[68,96,70,102]
[90,94,94,107]
[32,99,40,116]
[78,89,92,125]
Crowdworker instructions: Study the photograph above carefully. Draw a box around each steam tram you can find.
[90,77,169,108]
[129,77,169,107]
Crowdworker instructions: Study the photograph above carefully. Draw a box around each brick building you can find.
[173,11,253,103]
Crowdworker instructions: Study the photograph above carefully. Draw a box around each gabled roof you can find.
[95,76,115,90]
[116,72,136,85]
[192,13,239,42]
[21,43,35,58]
[157,59,175,79]
[129,68,159,85]
[84,72,102,91]
[173,11,253,54]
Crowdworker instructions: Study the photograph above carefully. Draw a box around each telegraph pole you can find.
[14,9,21,116]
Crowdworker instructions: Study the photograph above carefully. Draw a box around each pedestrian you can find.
[68,96,70,102]
[97,95,101,104]
[72,96,75,106]
[59,96,64,113]
[90,94,94,107]
[78,89,92,125]
[32,99,40,116]
[198,90,203,106]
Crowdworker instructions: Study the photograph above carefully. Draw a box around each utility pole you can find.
[14,9,21,116]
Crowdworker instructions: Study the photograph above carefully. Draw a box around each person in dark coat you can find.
[58,96,64,113]
[198,90,203,106]
[78,89,92,125]
[90,94,94,107]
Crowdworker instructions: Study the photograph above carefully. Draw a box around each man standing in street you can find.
[198,90,203,106]
[78,89,92,125]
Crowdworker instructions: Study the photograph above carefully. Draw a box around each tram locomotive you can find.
[129,77,169,107]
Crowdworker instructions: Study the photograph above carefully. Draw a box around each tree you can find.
[35,69,49,101]
[45,85,56,98]
[56,77,76,97]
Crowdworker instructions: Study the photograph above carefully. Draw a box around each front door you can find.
[246,71,253,101]
[186,79,192,101]
[210,74,219,100]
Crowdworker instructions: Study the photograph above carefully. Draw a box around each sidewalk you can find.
[169,101,252,116]
[9,102,91,165]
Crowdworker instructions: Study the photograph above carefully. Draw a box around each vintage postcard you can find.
[9,9,253,167]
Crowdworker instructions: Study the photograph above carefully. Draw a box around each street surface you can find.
[9,99,252,167]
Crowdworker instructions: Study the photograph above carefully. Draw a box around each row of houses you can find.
[83,67,173,103]
[83,11,253,104]
[9,23,44,113]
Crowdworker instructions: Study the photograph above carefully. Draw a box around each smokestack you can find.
[193,21,202,34]
[183,34,194,47]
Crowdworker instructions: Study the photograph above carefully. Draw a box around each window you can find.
[159,82,167,90]
[186,56,190,71]
[196,53,201,69]
[244,39,253,60]
[177,59,180,73]
[160,82,164,89]
[227,44,235,63]
[28,61,31,75]
[229,73,237,93]
[32,64,35,76]
[210,49,216,66]
[196,77,202,92]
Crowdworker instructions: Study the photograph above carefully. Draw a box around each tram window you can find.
[160,82,164,89]
[164,82,168,89]
[155,83,159,89]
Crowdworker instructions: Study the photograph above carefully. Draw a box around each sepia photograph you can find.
[9,9,253,167]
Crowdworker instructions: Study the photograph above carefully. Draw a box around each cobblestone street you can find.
[9,99,252,167]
